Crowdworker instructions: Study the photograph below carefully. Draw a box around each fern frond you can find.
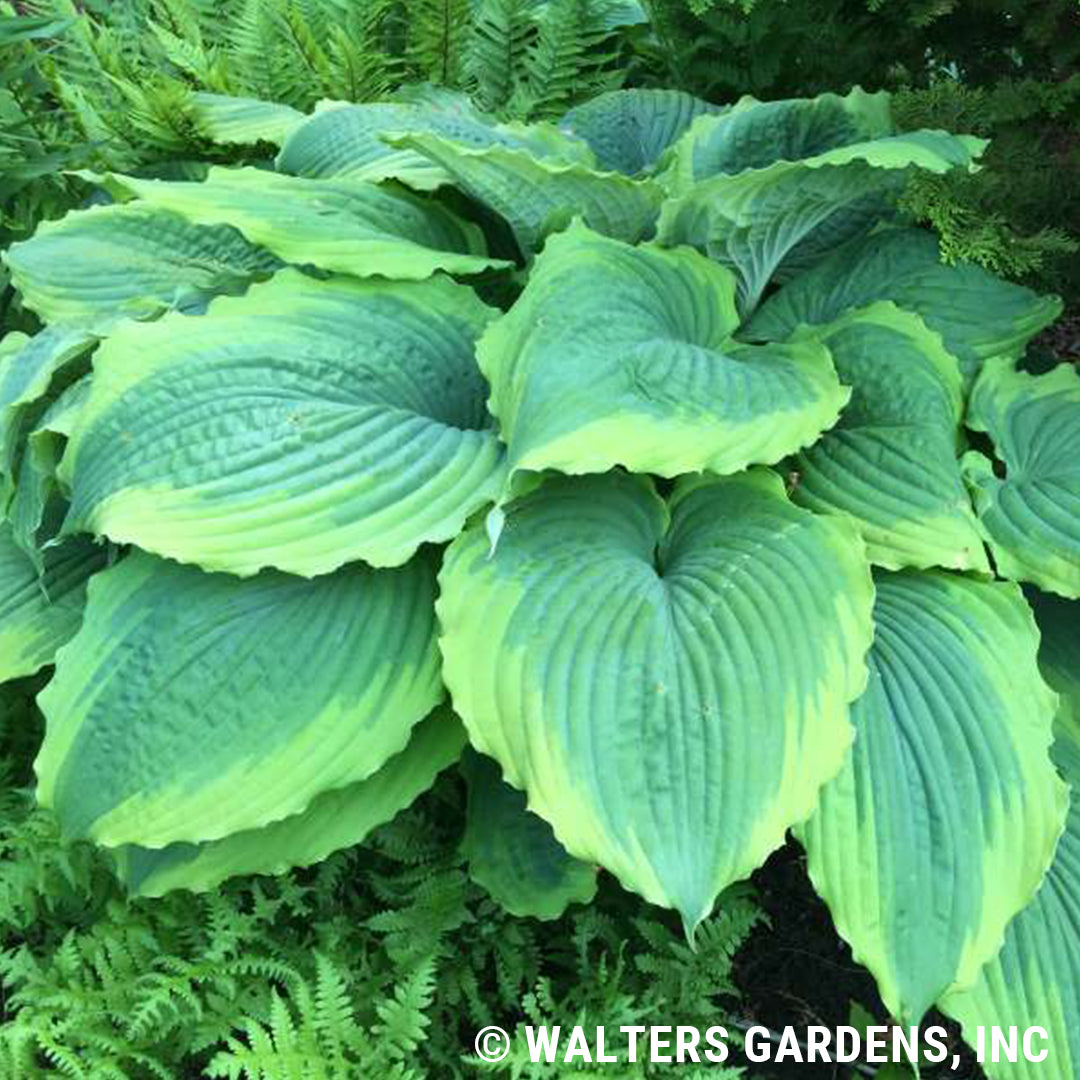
[407,0,469,87]
[519,0,624,120]
[466,0,535,114]
[374,954,436,1059]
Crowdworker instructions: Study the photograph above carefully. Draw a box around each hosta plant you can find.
[1,84,1078,1072]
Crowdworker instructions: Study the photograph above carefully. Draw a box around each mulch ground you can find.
[1034,311,1080,360]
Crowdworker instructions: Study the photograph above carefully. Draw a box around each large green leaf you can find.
[275,97,591,190]
[62,270,506,577]
[0,524,105,683]
[2,203,281,323]
[387,133,663,255]
[657,131,984,311]
[188,92,305,147]
[461,748,598,920]
[799,570,1065,1022]
[478,221,846,482]
[35,550,443,848]
[95,167,507,280]
[941,592,1080,1079]
[962,359,1080,599]
[438,469,875,932]
[744,228,1063,382]
[0,323,99,506]
[112,708,467,898]
[660,88,892,186]
[790,303,987,572]
[560,88,722,176]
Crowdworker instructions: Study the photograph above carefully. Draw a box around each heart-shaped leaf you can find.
[438,469,874,931]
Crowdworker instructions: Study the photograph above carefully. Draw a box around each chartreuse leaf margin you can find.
[90,167,509,281]
[0,84,1072,1054]
[113,707,468,899]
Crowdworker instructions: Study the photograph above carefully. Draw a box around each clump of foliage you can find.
[0,678,760,1077]
[1,0,644,339]
[637,0,1080,99]
[6,0,640,156]
[633,0,1080,296]
[1,80,1079,1079]
[6,0,1077,310]
[0,5,90,334]
[893,75,1080,294]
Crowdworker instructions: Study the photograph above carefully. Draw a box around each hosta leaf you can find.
[790,303,987,571]
[188,92,305,146]
[276,98,592,190]
[799,570,1066,1022]
[438,469,875,931]
[96,167,507,280]
[660,87,892,186]
[62,270,506,577]
[2,203,281,322]
[478,221,847,481]
[35,550,443,848]
[0,323,99,506]
[962,359,1080,599]
[657,131,984,311]
[560,88,722,175]
[278,102,451,187]
[941,592,1080,1080]
[0,523,105,683]
[461,748,598,920]
[745,228,1063,382]
[9,378,90,571]
[387,133,663,254]
[113,708,467,898]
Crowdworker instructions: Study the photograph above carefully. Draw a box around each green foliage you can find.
[631,0,1080,296]
[1,3,1078,1076]
[638,0,1080,98]
[0,3,86,334]
[893,75,1080,293]
[2,0,630,162]
[0,689,762,1077]
[408,0,471,89]
[1,85,1077,1080]
[511,0,625,119]
[0,0,634,312]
